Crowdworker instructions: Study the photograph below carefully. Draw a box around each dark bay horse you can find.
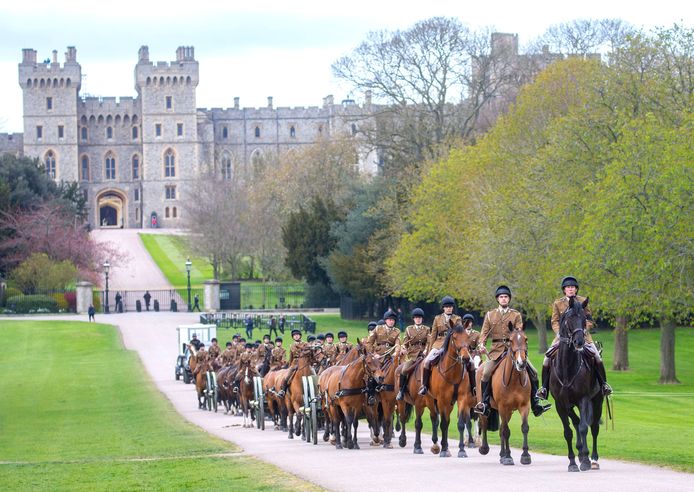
[550,296,604,472]
[477,321,532,465]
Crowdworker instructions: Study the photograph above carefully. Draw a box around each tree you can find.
[530,18,635,56]
[10,253,76,293]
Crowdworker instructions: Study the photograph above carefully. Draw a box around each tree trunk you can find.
[612,315,629,370]
[659,317,680,384]
[534,313,548,354]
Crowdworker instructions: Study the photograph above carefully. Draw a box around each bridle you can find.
[559,307,586,350]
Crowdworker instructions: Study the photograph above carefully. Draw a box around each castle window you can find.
[136,207,140,222]
[81,127,88,141]
[172,206,177,218]
[290,126,296,138]
[44,151,56,179]
[105,152,116,180]
[177,123,183,136]
[46,97,53,110]
[165,185,176,200]
[222,126,228,139]
[164,149,176,177]
[107,126,113,139]
[134,188,140,202]
[165,207,170,218]
[132,155,140,180]
[222,155,232,180]
[155,124,161,137]
[36,125,43,140]
[80,155,90,181]
[254,126,260,138]
[132,126,138,140]
[58,125,64,139]
[166,96,172,109]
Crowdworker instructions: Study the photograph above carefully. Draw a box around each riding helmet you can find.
[377,319,385,326]
[368,321,378,331]
[338,331,348,338]
[225,341,232,347]
[211,337,217,343]
[561,276,579,290]
[291,329,302,336]
[411,307,425,318]
[317,333,325,341]
[325,332,334,339]
[495,285,512,298]
[307,335,316,342]
[383,309,398,320]
[440,295,455,307]
[462,313,475,323]
[233,333,240,339]
[275,337,283,343]
[245,343,253,349]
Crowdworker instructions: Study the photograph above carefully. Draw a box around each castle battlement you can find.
[79,96,139,113]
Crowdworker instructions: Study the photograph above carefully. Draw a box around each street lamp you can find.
[103,260,110,314]
[185,257,192,312]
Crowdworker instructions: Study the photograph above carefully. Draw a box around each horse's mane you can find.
[442,322,464,353]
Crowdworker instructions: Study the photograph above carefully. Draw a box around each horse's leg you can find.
[558,406,578,472]
[590,396,602,469]
[429,404,440,454]
[332,406,343,450]
[438,401,453,458]
[287,401,295,439]
[578,397,593,471]
[568,407,582,454]
[479,415,490,455]
[343,406,354,450]
[382,401,394,449]
[499,409,513,465]
[520,406,531,465]
[456,408,468,458]
[397,401,408,448]
[412,403,424,454]
[352,409,360,450]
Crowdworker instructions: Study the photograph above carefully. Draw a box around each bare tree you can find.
[529,18,636,57]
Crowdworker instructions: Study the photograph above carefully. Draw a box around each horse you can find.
[395,357,439,454]
[323,344,385,450]
[318,345,362,444]
[217,363,240,415]
[550,296,604,472]
[235,361,258,427]
[282,345,322,439]
[477,321,532,466]
[189,349,211,410]
[370,348,400,448]
[263,364,289,431]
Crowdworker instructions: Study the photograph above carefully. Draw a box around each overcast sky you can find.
[0,0,691,132]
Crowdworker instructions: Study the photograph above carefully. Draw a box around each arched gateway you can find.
[97,190,126,228]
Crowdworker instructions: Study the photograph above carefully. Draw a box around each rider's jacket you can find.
[479,307,523,360]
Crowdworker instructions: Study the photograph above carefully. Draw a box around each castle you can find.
[1,34,569,229]
[4,46,376,229]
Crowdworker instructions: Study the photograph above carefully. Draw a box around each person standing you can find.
[114,292,123,313]
[88,305,96,322]
[192,294,201,312]
[268,315,278,339]
[245,314,254,340]
[279,314,286,334]
[143,291,152,311]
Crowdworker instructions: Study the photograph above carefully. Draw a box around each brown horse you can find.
[423,321,474,458]
[370,350,399,448]
[190,349,211,410]
[395,358,439,454]
[318,346,361,444]
[282,345,322,439]
[236,362,257,427]
[323,344,385,450]
[263,367,288,431]
[217,363,240,415]
[477,322,532,465]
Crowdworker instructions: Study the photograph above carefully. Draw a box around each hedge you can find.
[5,295,59,314]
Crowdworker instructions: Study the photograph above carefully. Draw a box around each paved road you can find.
[37,311,682,492]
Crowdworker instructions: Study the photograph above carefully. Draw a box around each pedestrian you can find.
[192,293,201,312]
[143,291,152,311]
[245,314,253,339]
[268,315,278,338]
[279,314,286,334]
[88,305,96,322]
[115,291,123,313]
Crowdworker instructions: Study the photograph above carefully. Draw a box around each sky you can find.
[0,0,691,133]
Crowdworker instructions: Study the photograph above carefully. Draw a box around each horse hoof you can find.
[501,457,514,466]
[413,447,423,455]
[323,434,330,442]
[346,441,354,450]
[288,434,294,439]
[568,464,579,472]
[335,443,342,450]
[399,437,407,448]
[467,441,476,449]
[431,444,441,454]
[521,454,531,465]
[591,462,600,470]
[354,442,360,450]
[370,440,380,447]
[383,442,393,449]
[440,450,451,458]
[458,450,468,458]
[580,460,591,471]
[479,445,489,456]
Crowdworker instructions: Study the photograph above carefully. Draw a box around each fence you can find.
[240,283,306,309]
[200,312,316,336]
[100,288,204,313]
[1,288,77,314]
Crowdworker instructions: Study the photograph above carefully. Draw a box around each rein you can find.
[335,357,368,398]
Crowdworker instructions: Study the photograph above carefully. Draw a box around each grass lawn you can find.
[0,320,321,491]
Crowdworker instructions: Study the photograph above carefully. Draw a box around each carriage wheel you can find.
[258,390,265,431]
[254,377,265,430]
[301,376,311,442]
[183,370,191,384]
[309,380,318,445]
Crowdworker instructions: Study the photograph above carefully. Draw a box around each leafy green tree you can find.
[10,253,77,294]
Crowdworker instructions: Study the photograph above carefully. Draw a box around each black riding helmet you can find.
[338,331,348,338]
[411,307,425,318]
[225,341,232,347]
[317,333,325,341]
[441,295,455,307]
[245,343,253,349]
[561,276,579,291]
[307,335,316,342]
[367,321,378,331]
[462,313,475,323]
[291,329,302,337]
[275,337,283,343]
[495,285,512,298]
[383,309,397,320]
[325,332,334,340]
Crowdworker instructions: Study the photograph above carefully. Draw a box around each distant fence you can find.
[1,288,77,314]
[100,288,204,313]
[200,312,316,335]
[239,282,339,309]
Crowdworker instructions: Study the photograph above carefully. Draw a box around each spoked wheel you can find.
[308,375,318,445]
[301,376,311,443]
[254,377,265,430]
[211,373,218,413]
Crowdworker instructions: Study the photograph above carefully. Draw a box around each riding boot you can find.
[467,362,476,396]
[536,364,550,400]
[367,377,377,405]
[529,371,551,417]
[595,360,612,396]
[396,372,408,401]
[418,367,431,396]
[474,380,491,416]
[279,366,295,397]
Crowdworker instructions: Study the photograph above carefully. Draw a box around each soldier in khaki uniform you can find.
[192,344,209,376]
[461,313,480,395]
[336,331,353,356]
[537,276,612,400]
[208,338,221,360]
[279,329,306,396]
[364,309,401,356]
[270,337,287,371]
[220,341,235,366]
[256,334,273,363]
[419,296,461,395]
[396,308,429,401]
[322,333,337,366]
[474,286,550,417]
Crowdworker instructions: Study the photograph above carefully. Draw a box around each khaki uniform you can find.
[270,346,287,370]
[322,342,337,364]
[478,307,523,381]
[230,342,242,362]
[551,295,594,344]
[364,324,401,356]
[288,341,307,366]
[466,329,481,355]
[239,351,254,367]
[402,324,430,361]
[422,313,461,366]
[208,344,221,359]
[193,348,209,375]
[336,341,353,356]
[220,347,235,366]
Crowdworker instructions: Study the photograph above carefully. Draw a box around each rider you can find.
[192,343,208,376]
[270,337,287,370]
[257,334,273,361]
[322,332,337,365]
[419,296,461,395]
[474,286,550,417]
[315,333,325,347]
[396,307,429,401]
[537,276,612,400]
[220,341,235,366]
[208,337,221,360]
[336,331,353,356]
[462,313,480,396]
[278,329,306,396]
[365,309,402,356]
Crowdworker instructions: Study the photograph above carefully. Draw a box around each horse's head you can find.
[309,344,325,364]
[507,321,528,372]
[364,352,385,384]
[445,322,471,364]
[560,296,589,352]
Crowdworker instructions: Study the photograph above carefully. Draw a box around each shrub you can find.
[5,295,59,314]
[92,292,101,311]
[63,291,77,312]
[2,287,22,307]
[51,293,69,311]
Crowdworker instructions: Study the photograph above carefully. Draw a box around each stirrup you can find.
[536,387,548,400]
[474,402,489,416]
[396,390,405,401]
[602,383,612,396]
[277,389,285,397]
[418,386,427,396]
[532,401,552,417]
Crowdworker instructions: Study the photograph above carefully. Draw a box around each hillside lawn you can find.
[0,320,321,491]
[309,314,694,473]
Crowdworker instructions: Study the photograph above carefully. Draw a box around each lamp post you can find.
[103,260,110,314]
[185,258,192,312]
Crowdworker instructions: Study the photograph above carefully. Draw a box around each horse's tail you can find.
[487,408,500,432]
[403,402,413,424]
